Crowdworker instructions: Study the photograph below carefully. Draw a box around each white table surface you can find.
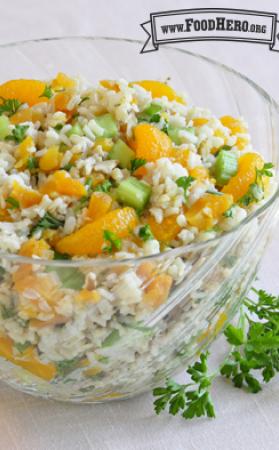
[0,0,278,449]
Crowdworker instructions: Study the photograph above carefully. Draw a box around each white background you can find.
[0,1,278,449]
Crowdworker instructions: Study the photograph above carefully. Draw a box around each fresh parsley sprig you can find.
[31,212,64,235]
[0,98,22,116]
[176,176,195,200]
[153,352,216,420]
[153,287,279,421]
[130,158,146,174]
[5,124,29,143]
[39,85,53,99]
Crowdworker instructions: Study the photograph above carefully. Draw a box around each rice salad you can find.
[0,74,275,400]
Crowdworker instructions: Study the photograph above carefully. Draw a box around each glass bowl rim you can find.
[0,35,278,268]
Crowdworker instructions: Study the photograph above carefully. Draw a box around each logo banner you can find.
[141,8,279,53]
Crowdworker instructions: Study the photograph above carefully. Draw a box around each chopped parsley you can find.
[31,212,64,235]
[6,196,19,209]
[138,224,154,241]
[103,230,122,253]
[54,123,63,131]
[79,96,90,105]
[5,124,29,143]
[39,85,53,99]
[0,98,22,116]
[94,180,112,193]
[130,158,146,174]
[27,156,39,170]
[14,341,31,353]
[176,176,195,199]
[223,205,235,218]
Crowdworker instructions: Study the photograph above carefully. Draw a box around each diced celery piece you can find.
[0,116,10,140]
[94,113,118,138]
[46,267,85,290]
[66,123,83,137]
[168,125,195,145]
[116,177,151,211]
[109,139,135,169]
[214,150,238,185]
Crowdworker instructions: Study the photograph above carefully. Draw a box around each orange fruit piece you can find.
[53,91,72,112]
[220,115,247,134]
[56,207,138,256]
[134,123,174,162]
[222,153,264,202]
[75,289,101,305]
[0,79,48,106]
[186,193,233,230]
[172,148,190,168]
[10,181,42,208]
[87,192,112,221]
[100,80,120,92]
[189,166,209,181]
[14,136,34,170]
[39,146,61,172]
[143,274,173,308]
[136,261,157,281]
[11,107,44,125]
[146,214,181,242]
[192,118,209,127]
[19,238,51,258]
[0,209,11,222]
[51,72,76,90]
[40,170,86,198]
[0,335,56,381]
[133,80,184,103]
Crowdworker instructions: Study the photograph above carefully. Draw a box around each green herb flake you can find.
[223,205,235,218]
[94,180,112,193]
[31,212,64,235]
[27,156,39,170]
[138,224,154,241]
[5,124,29,143]
[103,230,122,253]
[56,357,81,378]
[46,266,85,290]
[6,196,20,209]
[176,176,195,199]
[54,123,63,131]
[130,158,146,174]
[39,85,53,99]
[102,329,121,347]
[1,304,16,319]
[14,341,31,353]
[79,96,90,105]
[0,98,22,116]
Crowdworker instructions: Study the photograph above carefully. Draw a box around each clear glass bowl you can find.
[0,37,279,403]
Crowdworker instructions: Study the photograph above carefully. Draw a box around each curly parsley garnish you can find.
[153,287,279,421]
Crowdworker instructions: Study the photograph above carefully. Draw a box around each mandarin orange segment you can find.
[87,192,112,221]
[192,118,209,127]
[189,166,209,181]
[146,214,181,242]
[220,115,247,134]
[0,208,11,222]
[51,72,76,90]
[39,146,61,172]
[133,80,184,103]
[0,336,56,381]
[186,193,233,230]
[143,274,173,308]
[10,107,44,125]
[56,207,138,256]
[14,136,34,169]
[53,91,72,112]
[19,238,51,258]
[172,148,191,168]
[134,123,174,162]
[10,181,42,208]
[222,153,264,201]
[0,79,49,106]
[40,170,86,198]
[100,80,120,92]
